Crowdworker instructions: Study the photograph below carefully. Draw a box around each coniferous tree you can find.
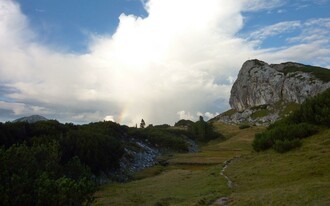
[140,119,146,129]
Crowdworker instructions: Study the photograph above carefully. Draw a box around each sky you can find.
[0,0,330,125]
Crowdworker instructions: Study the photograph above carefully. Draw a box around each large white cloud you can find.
[0,0,329,125]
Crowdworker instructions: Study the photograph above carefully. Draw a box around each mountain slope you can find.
[94,123,330,205]
[227,128,330,205]
[93,123,263,205]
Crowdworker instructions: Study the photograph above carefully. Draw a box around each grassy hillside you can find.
[94,121,330,205]
[227,128,330,205]
[93,123,263,206]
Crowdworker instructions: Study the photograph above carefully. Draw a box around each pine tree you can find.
[140,119,146,128]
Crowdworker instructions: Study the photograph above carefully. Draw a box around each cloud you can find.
[247,21,301,41]
[257,41,330,67]
[177,111,195,121]
[104,115,115,122]
[246,18,330,67]
[0,0,329,125]
[290,18,330,43]
[242,0,285,11]
[0,0,252,124]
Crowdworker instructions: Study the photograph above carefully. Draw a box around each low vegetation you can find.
[94,123,262,205]
[253,123,318,153]
[128,127,190,152]
[0,121,126,205]
[96,166,228,206]
[283,65,330,82]
[188,116,224,142]
[253,88,330,153]
[0,141,96,206]
[94,111,330,205]
[250,108,269,119]
[239,123,251,130]
[174,119,194,127]
[0,116,222,205]
[228,128,330,205]
[3,86,329,205]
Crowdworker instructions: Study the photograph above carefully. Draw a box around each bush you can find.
[174,119,194,127]
[290,88,330,126]
[253,88,330,153]
[253,123,318,152]
[0,143,96,206]
[252,133,273,152]
[239,124,251,129]
[128,127,189,152]
[283,65,330,82]
[188,116,223,142]
[273,139,302,153]
[60,130,124,175]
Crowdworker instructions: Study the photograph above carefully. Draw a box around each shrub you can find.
[61,130,124,175]
[273,139,302,153]
[188,116,223,142]
[253,123,318,152]
[290,88,330,126]
[253,88,330,153]
[283,65,330,82]
[128,127,190,152]
[0,143,96,206]
[252,133,273,152]
[239,124,251,129]
[174,119,194,127]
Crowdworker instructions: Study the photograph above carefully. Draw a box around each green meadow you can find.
[94,122,330,205]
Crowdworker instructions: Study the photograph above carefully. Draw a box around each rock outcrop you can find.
[216,59,330,125]
[230,59,330,111]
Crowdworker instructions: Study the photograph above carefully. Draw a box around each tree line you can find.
[0,116,222,205]
[0,120,127,205]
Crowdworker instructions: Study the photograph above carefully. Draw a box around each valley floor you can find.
[93,123,330,205]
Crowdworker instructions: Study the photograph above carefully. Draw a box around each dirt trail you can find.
[213,156,240,206]
[220,157,238,188]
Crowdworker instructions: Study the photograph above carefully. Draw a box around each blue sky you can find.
[241,0,330,49]
[0,0,330,124]
[16,0,147,52]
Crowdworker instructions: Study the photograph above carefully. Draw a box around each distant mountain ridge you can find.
[214,59,330,125]
[13,115,48,123]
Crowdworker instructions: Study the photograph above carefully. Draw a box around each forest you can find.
[0,116,220,205]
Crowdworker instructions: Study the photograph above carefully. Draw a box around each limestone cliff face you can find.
[212,59,330,125]
[229,59,330,112]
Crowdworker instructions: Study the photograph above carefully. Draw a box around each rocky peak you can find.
[213,60,330,125]
[229,59,330,112]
